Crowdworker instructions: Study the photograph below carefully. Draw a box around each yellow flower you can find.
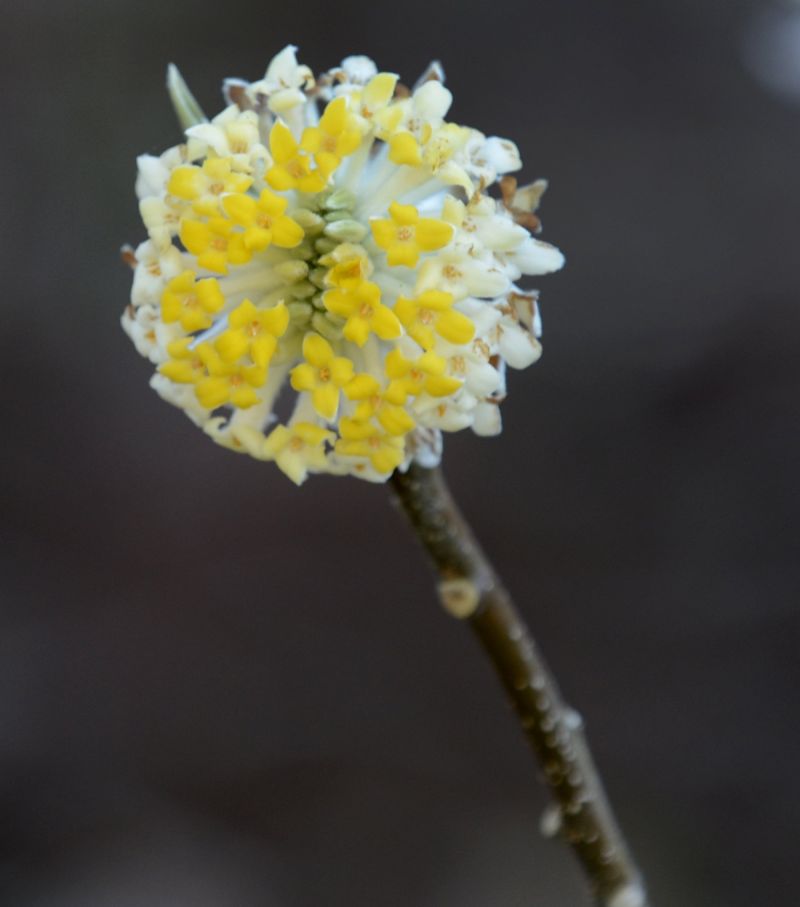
[300,97,362,175]
[160,271,225,332]
[322,279,402,347]
[167,158,252,217]
[158,337,209,384]
[353,72,398,122]
[321,244,373,290]
[266,120,327,193]
[384,348,463,399]
[179,217,251,274]
[343,374,416,436]
[374,80,453,167]
[335,418,407,474]
[220,189,304,251]
[370,202,453,267]
[289,333,355,420]
[394,290,475,350]
[193,344,267,410]
[214,299,289,368]
[263,422,334,485]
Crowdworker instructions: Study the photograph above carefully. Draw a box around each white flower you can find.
[246,45,314,115]
[123,46,564,484]
[185,106,270,175]
[129,240,184,307]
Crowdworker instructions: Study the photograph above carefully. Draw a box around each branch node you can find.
[437,576,480,619]
[608,882,647,907]
[540,803,563,838]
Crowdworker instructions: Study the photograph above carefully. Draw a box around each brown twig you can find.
[389,461,649,907]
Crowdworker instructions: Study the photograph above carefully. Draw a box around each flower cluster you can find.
[123,46,564,483]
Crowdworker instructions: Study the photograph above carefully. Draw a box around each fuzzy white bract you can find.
[123,46,564,484]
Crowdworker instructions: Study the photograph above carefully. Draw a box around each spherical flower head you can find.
[123,47,565,484]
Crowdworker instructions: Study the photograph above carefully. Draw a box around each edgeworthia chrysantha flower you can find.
[123,46,564,484]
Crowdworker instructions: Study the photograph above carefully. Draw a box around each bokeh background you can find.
[1,0,798,904]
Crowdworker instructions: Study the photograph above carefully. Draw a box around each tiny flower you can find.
[300,97,362,175]
[322,243,373,289]
[335,418,407,474]
[168,157,253,217]
[221,189,304,251]
[248,45,315,115]
[121,304,181,364]
[193,344,267,410]
[263,422,333,484]
[158,337,210,385]
[215,299,289,368]
[384,348,463,400]
[394,290,475,350]
[348,71,399,124]
[266,120,327,193]
[179,216,251,274]
[376,79,453,166]
[160,271,226,332]
[290,332,355,420]
[343,374,417,436]
[185,106,269,173]
[123,47,563,483]
[129,239,184,307]
[322,279,402,347]
[370,202,454,268]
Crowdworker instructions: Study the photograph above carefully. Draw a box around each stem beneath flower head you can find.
[389,462,650,907]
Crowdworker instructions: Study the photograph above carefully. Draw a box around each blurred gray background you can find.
[1,0,798,904]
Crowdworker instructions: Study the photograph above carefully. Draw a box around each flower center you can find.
[396,226,413,241]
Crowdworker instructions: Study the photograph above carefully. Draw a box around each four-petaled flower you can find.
[384,349,463,400]
[300,97,362,175]
[161,271,225,332]
[179,216,251,274]
[323,280,402,347]
[263,422,334,484]
[370,202,453,268]
[394,290,475,350]
[215,299,289,368]
[290,332,355,420]
[266,120,327,193]
[343,373,417,436]
[193,344,267,410]
[221,189,305,251]
[167,158,252,217]
[335,418,407,474]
